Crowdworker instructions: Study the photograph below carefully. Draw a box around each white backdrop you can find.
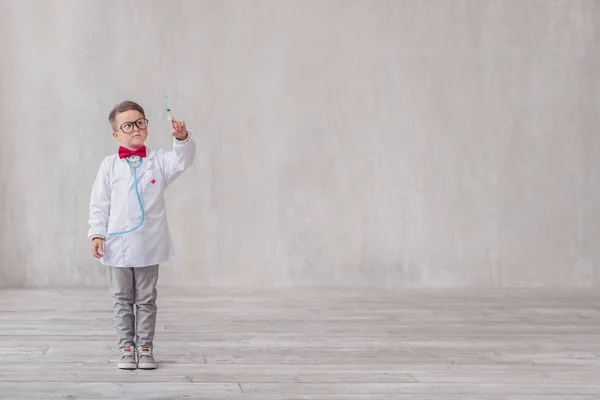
[0,0,599,288]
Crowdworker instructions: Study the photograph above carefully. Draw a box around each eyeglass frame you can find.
[119,118,149,134]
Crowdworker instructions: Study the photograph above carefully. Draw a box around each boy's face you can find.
[112,109,148,149]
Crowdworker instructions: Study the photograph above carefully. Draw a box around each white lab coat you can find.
[88,133,196,267]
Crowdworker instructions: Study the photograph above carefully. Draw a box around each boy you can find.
[88,100,196,370]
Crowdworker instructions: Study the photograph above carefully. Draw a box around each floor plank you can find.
[0,288,599,399]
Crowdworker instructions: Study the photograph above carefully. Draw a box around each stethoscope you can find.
[107,157,145,236]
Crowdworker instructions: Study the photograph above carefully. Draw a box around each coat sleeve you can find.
[159,131,197,185]
[88,159,111,240]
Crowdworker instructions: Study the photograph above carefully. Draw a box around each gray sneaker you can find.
[118,346,137,370]
[137,346,156,369]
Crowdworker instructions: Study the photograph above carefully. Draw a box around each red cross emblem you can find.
[151,179,156,185]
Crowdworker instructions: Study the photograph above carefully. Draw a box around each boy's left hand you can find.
[171,117,188,140]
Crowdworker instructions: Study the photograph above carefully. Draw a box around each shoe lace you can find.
[137,346,153,356]
[120,346,135,357]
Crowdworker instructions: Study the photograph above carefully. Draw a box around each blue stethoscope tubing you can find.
[107,159,145,236]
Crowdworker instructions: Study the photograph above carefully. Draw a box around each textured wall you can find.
[0,0,599,288]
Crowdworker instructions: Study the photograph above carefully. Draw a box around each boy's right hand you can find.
[92,238,104,258]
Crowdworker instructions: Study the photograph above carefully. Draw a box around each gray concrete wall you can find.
[1,0,599,288]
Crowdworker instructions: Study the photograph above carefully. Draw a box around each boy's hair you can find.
[109,100,145,131]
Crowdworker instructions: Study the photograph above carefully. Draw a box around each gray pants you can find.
[109,265,159,349]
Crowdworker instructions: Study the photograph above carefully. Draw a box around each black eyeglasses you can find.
[119,118,149,134]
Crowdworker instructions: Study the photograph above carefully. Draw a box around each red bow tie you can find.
[118,145,147,159]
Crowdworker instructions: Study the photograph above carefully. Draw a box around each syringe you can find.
[165,95,172,121]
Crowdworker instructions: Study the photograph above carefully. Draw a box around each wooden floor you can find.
[1,288,600,399]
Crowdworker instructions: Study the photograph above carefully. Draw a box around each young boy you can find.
[88,100,196,370]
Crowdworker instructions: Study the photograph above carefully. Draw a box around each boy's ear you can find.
[112,131,119,141]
